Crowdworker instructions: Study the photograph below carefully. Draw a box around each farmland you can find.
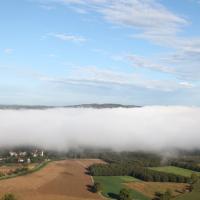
[175,181,200,200]
[93,176,150,200]
[150,166,200,177]
[175,191,200,200]
[0,150,199,200]
[126,181,188,199]
[0,159,104,200]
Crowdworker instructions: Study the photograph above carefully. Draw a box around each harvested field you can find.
[126,182,188,199]
[0,159,105,200]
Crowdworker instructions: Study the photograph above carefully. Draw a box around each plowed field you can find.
[0,159,105,200]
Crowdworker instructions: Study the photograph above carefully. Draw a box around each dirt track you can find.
[0,159,104,200]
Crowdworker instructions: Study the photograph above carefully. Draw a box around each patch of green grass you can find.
[150,166,200,177]
[93,176,150,200]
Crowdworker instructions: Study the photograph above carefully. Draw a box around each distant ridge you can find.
[67,103,140,109]
[0,104,140,110]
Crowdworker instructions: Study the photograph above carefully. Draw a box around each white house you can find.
[9,151,18,157]
[18,158,24,163]
[40,150,44,157]
[19,152,27,156]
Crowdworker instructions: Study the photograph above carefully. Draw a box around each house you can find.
[32,149,38,157]
[18,158,25,163]
[9,151,18,157]
[40,150,44,157]
[31,149,45,157]
[19,152,27,156]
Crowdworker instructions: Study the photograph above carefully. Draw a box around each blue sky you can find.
[0,0,200,106]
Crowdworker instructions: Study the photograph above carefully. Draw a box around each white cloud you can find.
[42,1,186,37]
[39,66,194,92]
[40,4,55,10]
[4,48,14,54]
[179,81,194,88]
[34,0,200,80]
[48,53,57,57]
[49,33,86,43]
[34,0,187,38]
[126,54,175,74]
[101,0,186,35]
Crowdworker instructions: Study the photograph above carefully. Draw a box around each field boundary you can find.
[75,160,108,199]
[0,160,51,181]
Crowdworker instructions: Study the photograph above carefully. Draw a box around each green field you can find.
[150,166,200,177]
[93,176,150,200]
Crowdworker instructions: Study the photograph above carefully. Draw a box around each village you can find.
[0,149,46,164]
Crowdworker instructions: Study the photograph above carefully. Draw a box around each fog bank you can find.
[0,106,199,152]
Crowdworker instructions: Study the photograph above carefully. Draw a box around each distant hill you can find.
[67,104,140,109]
[0,104,140,110]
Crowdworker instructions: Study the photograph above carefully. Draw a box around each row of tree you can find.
[171,161,200,172]
[89,163,190,183]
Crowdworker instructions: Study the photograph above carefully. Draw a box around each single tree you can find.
[160,189,172,200]
[119,188,131,200]
[93,182,101,193]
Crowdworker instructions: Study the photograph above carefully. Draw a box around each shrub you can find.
[1,193,17,200]
[119,188,131,200]
[93,182,101,193]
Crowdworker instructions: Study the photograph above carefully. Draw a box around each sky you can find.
[0,0,200,106]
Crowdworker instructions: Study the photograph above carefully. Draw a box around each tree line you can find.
[171,161,200,172]
[89,163,190,183]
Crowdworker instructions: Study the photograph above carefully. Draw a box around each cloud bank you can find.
[0,106,199,152]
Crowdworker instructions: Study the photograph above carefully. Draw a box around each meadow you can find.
[150,166,200,177]
[93,176,150,200]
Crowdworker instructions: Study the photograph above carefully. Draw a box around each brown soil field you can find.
[0,159,105,200]
[125,182,188,198]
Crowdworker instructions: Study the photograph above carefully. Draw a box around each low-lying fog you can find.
[0,106,199,152]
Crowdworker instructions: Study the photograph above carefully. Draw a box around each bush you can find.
[0,172,5,177]
[1,193,17,200]
[93,182,101,193]
[119,188,131,200]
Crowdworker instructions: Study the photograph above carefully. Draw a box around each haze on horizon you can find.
[0,106,199,153]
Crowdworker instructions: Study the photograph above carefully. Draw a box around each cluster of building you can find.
[8,149,45,163]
